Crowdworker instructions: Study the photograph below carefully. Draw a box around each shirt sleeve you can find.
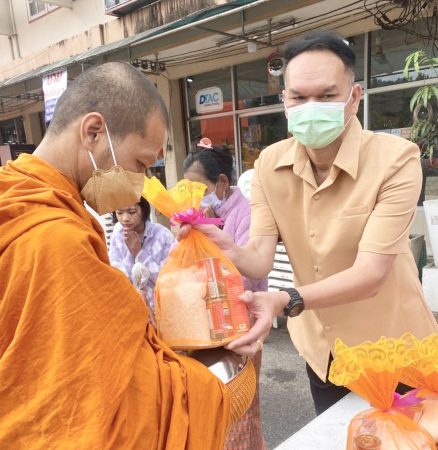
[359,142,422,254]
[234,213,250,247]
[135,225,174,281]
[249,156,279,237]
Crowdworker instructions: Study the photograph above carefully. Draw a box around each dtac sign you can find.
[195,86,224,114]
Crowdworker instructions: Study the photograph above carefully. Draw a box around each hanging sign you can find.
[195,86,223,114]
[43,69,67,123]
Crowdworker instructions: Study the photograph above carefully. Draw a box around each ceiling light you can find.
[247,42,257,53]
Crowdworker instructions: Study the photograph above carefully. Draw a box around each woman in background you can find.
[183,137,267,450]
[109,197,174,313]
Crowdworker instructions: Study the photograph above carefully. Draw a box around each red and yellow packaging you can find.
[224,273,251,334]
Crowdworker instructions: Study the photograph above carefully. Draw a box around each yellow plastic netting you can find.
[400,333,438,442]
[329,336,409,410]
[401,333,438,391]
[329,337,436,449]
[143,176,205,219]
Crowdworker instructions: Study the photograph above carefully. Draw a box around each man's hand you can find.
[123,228,142,257]
[226,291,287,357]
[177,225,277,280]
[203,206,217,219]
[177,224,235,254]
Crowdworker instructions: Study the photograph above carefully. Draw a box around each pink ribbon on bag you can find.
[391,389,422,408]
[170,208,224,226]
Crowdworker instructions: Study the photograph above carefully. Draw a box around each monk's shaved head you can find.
[47,62,168,140]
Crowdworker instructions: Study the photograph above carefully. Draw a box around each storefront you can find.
[184,59,287,176]
[182,22,438,205]
[0,117,27,145]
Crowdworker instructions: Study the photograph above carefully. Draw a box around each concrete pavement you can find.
[259,318,315,449]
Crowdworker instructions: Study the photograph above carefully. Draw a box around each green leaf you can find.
[422,88,429,107]
[404,53,416,79]
[431,86,438,102]
[414,51,420,73]
[410,89,423,111]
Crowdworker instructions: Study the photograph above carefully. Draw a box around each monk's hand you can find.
[225,291,279,357]
[124,228,142,256]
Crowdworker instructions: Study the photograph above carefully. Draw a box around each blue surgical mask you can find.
[201,189,223,211]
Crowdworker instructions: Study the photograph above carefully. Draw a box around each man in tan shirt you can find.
[188,30,438,414]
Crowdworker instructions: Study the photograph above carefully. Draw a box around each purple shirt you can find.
[216,187,268,292]
[109,221,174,309]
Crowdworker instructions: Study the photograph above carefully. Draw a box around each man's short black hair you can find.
[47,62,168,140]
[283,30,356,77]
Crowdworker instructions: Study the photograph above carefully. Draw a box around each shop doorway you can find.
[238,110,287,173]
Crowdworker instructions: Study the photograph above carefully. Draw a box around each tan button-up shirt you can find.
[250,117,438,380]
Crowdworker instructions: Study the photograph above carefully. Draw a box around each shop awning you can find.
[0,0,269,90]
[0,55,78,88]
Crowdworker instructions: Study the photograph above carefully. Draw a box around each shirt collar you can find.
[332,116,362,180]
[274,116,362,180]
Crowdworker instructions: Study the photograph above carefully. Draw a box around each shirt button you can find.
[313,265,318,272]
[324,325,331,331]
[309,230,315,237]
[313,194,320,200]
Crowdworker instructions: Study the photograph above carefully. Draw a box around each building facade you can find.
[0,0,437,232]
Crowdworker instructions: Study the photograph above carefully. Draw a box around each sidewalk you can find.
[259,318,315,450]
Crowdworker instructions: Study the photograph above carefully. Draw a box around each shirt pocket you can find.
[331,205,368,219]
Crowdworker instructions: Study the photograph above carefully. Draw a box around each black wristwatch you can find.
[280,288,305,317]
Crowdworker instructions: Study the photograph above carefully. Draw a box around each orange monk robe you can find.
[0,154,230,449]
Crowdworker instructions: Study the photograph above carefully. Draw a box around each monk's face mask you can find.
[81,124,144,215]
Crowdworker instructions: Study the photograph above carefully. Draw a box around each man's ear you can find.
[79,113,106,153]
[351,83,362,115]
[282,90,288,118]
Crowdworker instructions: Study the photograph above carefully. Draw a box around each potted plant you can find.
[403,50,438,165]
[404,51,438,271]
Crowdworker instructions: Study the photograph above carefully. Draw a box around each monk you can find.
[0,62,231,449]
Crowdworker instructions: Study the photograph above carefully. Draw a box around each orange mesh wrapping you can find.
[329,337,435,449]
[225,359,256,431]
[401,333,438,443]
[142,177,250,350]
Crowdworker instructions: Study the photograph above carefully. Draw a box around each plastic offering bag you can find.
[132,262,155,326]
[142,177,251,350]
[401,333,438,444]
[132,262,151,291]
[329,337,435,450]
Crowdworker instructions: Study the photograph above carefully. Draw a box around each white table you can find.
[274,393,368,450]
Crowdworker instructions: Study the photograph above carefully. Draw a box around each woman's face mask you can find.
[201,186,223,211]
[81,124,144,215]
[286,87,354,149]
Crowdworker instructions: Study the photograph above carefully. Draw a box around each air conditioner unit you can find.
[104,0,157,16]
